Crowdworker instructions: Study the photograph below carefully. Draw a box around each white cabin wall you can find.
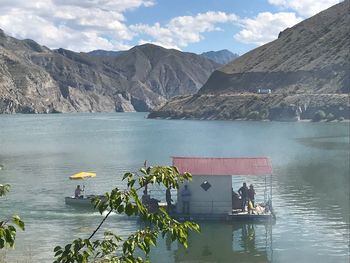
[177,175,232,214]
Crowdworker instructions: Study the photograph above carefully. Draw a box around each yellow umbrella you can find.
[69,172,96,180]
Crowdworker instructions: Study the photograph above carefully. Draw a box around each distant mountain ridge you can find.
[0,33,219,113]
[88,48,239,65]
[149,1,350,121]
[87,49,125,57]
[200,50,238,65]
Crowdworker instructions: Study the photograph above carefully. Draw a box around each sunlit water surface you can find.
[0,113,349,262]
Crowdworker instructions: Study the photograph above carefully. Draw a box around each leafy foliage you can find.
[0,184,25,249]
[53,166,200,263]
[0,184,10,197]
[279,101,287,108]
[247,111,261,120]
[326,113,335,122]
[312,110,326,122]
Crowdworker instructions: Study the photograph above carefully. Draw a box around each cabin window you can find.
[201,181,211,191]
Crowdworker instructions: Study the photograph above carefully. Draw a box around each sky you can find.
[0,0,341,55]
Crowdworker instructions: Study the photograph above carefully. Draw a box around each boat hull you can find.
[170,211,276,223]
[65,195,105,207]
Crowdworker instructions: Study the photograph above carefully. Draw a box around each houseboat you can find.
[162,157,275,222]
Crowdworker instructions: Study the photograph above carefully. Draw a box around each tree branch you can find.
[88,209,113,240]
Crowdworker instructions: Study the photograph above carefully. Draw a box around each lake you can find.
[0,113,349,262]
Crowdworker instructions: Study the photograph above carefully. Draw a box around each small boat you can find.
[65,194,105,207]
[65,171,104,208]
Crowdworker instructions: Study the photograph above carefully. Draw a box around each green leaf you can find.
[0,184,10,197]
[117,204,124,213]
[54,246,61,252]
[125,203,134,216]
[140,168,147,175]
[123,172,133,181]
[12,215,25,231]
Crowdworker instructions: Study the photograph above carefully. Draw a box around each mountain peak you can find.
[201,50,239,65]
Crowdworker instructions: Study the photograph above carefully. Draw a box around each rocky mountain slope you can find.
[0,33,219,113]
[150,1,350,121]
[200,50,238,65]
[89,49,239,65]
[87,50,125,57]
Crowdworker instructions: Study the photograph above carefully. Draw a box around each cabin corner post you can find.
[270,173,273,209]
[264,175,267,204]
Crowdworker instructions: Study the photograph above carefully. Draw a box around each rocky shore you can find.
[148,93,349,121]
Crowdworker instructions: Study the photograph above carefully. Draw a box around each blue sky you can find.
[125,0,270,54]
[0,0,340,54]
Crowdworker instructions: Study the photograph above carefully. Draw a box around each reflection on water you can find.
[174,223,272,263]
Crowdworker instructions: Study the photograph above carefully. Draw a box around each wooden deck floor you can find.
[171,210,275,222]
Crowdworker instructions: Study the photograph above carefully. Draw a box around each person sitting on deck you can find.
[238,182,248,211]
[74,185,83,198]
[248,184,256,207]
[181,185,191,214]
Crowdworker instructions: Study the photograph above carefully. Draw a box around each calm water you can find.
[0,113,349,262]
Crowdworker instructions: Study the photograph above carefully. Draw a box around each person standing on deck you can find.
[238,182,248,211]
[181,185,191,214]
[141,189,151,208]
[166,188,173,213]
[248,184,256,207]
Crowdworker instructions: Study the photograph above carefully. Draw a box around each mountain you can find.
[0,34,219,113]
[149,1,350,121]
[200,50,238,65]
[87,49,125,57]
[88,49,239,65]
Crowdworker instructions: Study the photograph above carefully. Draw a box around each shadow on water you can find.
[295,135,350,151]
[153,222,274,263]
[275,155,350,223]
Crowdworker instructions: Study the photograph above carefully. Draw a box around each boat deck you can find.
[65,195,106,207]
[171,210,275,222]
[227,210,275,222]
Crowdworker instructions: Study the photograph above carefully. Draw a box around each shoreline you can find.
[0,111,348,122]
[148,116,350,123]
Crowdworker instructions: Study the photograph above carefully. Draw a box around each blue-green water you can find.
[0,113,349,262]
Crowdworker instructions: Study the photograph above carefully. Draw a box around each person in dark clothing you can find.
[141,189,151,208]
[166,188,173,213]
[181,185,191,214]
[238,182,248,211]
[248,184,256,207]
[74,185,83,198]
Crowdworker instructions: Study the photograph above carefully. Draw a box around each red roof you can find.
[172,157,272,176]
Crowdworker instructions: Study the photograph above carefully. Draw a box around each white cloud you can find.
[234,12,303,45]
[0,0,153,51]
[268,0,340,17]
[130,11,238,49]
[52,0,155,12]
[0,0,337,52]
